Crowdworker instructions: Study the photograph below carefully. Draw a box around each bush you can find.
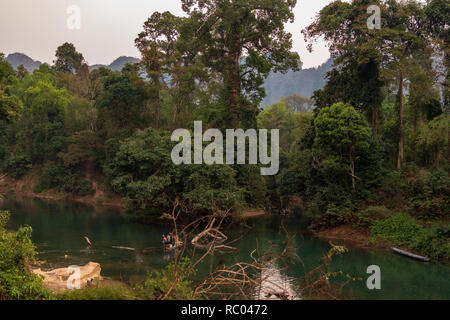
[136,258,196,300]
[106,128,244,219]
[0,210,51,300]
[33,163,95,196]
[77,180,95,197]
[370,213,423,247]
[353,206,392,229]
[56,285,134,300]
[33,163,67,193]
[4,153,32,178]
[310,204,352,229]
[370,213,450,259]
[409,169,450,219]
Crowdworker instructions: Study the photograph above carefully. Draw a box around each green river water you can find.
[1,196,449,299]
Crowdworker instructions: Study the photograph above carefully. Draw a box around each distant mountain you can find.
[262,57,334,106]
[5,52,140,73]
[6,53,41,72]
[89,56,141,71]
[4,52,333,106]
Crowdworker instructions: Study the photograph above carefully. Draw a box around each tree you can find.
[314,102,371,191]
[304,0,435,169]
[97,65,151,139]
[21,78,69,161]
[136,12,183,128]
[285,94,314,113]
[417,114,449,168]
[313,59,384,133]
[54,42,85,73]
[105,129,243,219]
[17,65,28,81]
[424,0,450,162]
[0,89,22,123]
[258,96,312,151]
[181,0,299,127]
[0,57,16,87]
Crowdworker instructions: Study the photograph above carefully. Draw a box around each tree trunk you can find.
[435,147,440,169]
[397,70,404,169]
[372,108,378,135]
[152,75,161,129]
[350,146,355,191]
[225,26,241,128]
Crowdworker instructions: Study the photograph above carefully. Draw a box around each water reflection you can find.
[254,263,300,300]
[2,196,450,299]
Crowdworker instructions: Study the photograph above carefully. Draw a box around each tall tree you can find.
[417,114,449,168]
[181,0,299,127]
[304,0,434,168]
[136,12,183,128]
[313,58,384,132]
[285,94,314,113]
[54,42,85,73]
[314,102,372,191]
[425,0,450,162]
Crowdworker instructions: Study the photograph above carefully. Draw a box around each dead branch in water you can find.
[154,199,350,300]
[112,246,136,251]
[191,218,231,251]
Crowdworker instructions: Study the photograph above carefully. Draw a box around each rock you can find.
[33,262,102,293]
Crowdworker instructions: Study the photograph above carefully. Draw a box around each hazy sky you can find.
[0,0,336,69]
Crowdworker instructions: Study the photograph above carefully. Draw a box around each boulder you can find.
[33,262,102,293]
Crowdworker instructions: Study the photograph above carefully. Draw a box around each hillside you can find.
[5,53,140,73]
[262,57,334,105]
[89,56,141,71]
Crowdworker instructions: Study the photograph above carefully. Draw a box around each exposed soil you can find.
[238,209,266,219]
[0,168,124,208]
[312,224,387,250]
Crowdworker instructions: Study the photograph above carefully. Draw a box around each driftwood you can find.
[191,218,235,252]
[112,246,136,251]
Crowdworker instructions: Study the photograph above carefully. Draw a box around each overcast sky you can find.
[0,0,337,69]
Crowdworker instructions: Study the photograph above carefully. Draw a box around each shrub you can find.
[310,204,352,229]
[370,213,450,259]
[136,258,196,300]
[413,224,450,260]
[77,180,95,197]
[56,285,134,300]
[4,153,32,178]
[353,206,392,229]
[0,210,51,300]
[409,169,450,219]
[33,163,94,196]
[33,163,67,193]
[370,213,423,247]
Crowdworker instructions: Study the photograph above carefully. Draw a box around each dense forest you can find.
[0,0,449,300]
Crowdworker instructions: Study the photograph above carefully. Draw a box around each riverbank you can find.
[312,224,378,250]
[311,217,450,262]
[0,171,125,208]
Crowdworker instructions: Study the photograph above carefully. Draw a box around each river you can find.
[1,196,449,299]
